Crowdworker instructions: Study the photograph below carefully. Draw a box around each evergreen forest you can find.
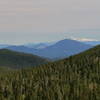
[0,45,100,100]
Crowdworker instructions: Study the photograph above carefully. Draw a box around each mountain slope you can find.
[0,49,48,68]
[0,45,99,100]
[36,39,92,59]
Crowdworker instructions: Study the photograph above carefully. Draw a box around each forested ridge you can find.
[0,45,100,100]
[0,49,48,68]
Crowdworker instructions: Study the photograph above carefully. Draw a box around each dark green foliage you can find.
[0,49,48,68]
[0,45,100,100]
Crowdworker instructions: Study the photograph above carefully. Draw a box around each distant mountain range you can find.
[24,42,54,49]
[6,45,38,54]
[83,41,100,46]
[2,39,91,59]
[0,44,10,49]
[0,49,48,68]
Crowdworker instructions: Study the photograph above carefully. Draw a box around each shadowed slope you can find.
[0,49,48,68]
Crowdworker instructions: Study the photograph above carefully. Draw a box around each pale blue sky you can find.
[0,0,100,44]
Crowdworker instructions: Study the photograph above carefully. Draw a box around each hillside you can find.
[0,49,48,69]
[0,45,99,99]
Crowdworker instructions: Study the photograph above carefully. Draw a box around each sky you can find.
[0,0,100,44]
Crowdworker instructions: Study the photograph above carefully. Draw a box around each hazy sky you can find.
[0,0,100,44]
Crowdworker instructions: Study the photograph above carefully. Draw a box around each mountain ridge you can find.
[0,49,48,69]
